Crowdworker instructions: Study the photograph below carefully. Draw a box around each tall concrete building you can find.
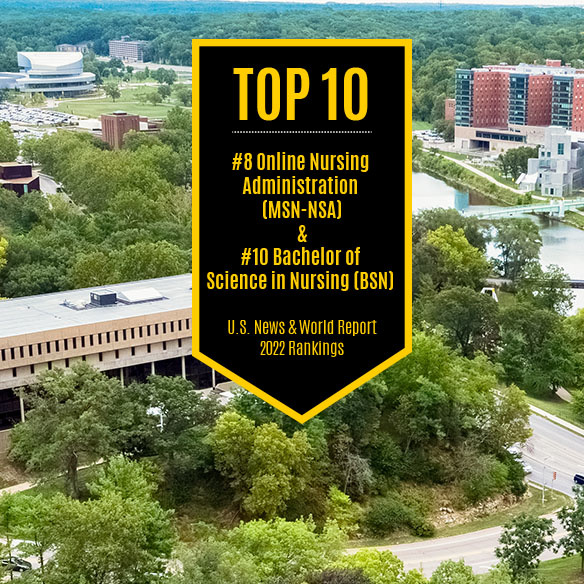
[454,60,584,152]
[109,38,148,63]
[0,275,227,441]
[101,111,141,149]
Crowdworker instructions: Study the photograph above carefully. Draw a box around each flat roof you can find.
[0,274,192,339]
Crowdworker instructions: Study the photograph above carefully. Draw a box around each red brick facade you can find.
[472,71,509,128]
[526,75,553,126]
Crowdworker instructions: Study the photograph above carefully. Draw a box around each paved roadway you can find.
[348,412,584,576]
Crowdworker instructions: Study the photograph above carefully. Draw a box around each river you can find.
[412,172,584,312]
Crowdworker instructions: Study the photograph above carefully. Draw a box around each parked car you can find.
[1,557,32,572]
[574,474,584,485]
[520,460,533,474]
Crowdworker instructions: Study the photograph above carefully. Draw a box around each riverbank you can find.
[413,149,524,207]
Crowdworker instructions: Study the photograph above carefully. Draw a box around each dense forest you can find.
[3,5,584,120]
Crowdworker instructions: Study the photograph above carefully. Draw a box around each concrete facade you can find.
[0,275,227,432]
[109,38,148,63]
[518,126,584,197]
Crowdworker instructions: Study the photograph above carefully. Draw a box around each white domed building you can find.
[0,52,95,97]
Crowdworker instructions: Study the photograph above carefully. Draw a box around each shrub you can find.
[462,456,509,504]
[364,494,435,538]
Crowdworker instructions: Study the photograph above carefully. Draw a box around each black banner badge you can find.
[193,39,412,423]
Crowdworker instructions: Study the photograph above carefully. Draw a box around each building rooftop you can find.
[467,61,584,78]
[0,274,192,339]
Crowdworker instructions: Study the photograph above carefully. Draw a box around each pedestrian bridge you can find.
[466,197,584,219]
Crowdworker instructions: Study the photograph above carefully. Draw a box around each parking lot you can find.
[0,102,78,128]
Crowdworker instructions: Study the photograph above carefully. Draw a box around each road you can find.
[350,412,584,575]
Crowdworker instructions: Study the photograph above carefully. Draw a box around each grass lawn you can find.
[413,120,432,131]
[53,86,188,119]
[350,486,571,548]
[565,210,584,230]
[470,164,518,189]
[526,394,584,431]
[440,151,468,161]
[539,555,584,583]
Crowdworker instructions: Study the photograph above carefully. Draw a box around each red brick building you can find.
[444,98,456,121]
[472,70,509,128]
[101,111,140,149]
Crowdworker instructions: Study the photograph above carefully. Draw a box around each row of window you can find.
[0,318,191,364]
[7,338,185,379]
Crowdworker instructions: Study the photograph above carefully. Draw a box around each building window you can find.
[55,340,60,352]
[46,342,51,354]
[90,335,94,347]
[106,332,111,344]
[28,345,33,357]
[155,324,159,335]
[64,339,69,351]
[147,344,151,353]
[1,349,5,361]
[81,337,86,348]
[131,347,136,356]
[12,368,17,378]
[162,341,167,351]
[30,365,35,375]
[10,348,15,360]
[38,343,42,355]
[99,353,103,362]
[115,350,119,359]
[65,358,70,367]
[178,339,182,348]
[558,143,565,155]
[139,327,143,338]
[98,333,102,344]
[73,338,77,350]
[114,331,119,343]
[147,325,151,336]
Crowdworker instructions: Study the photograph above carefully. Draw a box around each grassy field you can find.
[527,394,584,431]
[413,120,432,131]
[539,556,584,583]
[469,164,518,188]
[440,151,468,161]
[53,86,188,119]
[350,486,571,548]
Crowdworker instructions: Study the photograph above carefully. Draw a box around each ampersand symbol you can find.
[297,225,307,242]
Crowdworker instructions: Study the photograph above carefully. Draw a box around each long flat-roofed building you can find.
[0,274,227,439]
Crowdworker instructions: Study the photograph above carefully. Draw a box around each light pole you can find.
[542,456,552,505]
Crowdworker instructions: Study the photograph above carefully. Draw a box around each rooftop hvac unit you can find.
[90,290,117,306]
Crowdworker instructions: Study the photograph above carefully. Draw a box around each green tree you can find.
[0,237,7,273]
[112,241,190,282]
[558,485,584,572]
[229,518,344,582]
[426,225,490,290]
[430,560,477,584]
[0,494,20,582]
[20,137,41,166]
[157,83,172,101]
[517,263,574,315]
[326,486,361,537]
[146,89,162,106]
[335,549,417,584]
[174,85,192,106]
[10,364,144,498]
[492,218,542,280]
[126,375,222,490]
[495,514,555,580]
[16,495,59,582]
[422,286,500,357]
[49,489,174,584]
[307,570,372,584]
[211,411,312,518]
[497,147,539,181]
[0,122,18,162]
[104,81,121,102]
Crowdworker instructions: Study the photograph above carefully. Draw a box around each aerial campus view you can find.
[3,0,584,583]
